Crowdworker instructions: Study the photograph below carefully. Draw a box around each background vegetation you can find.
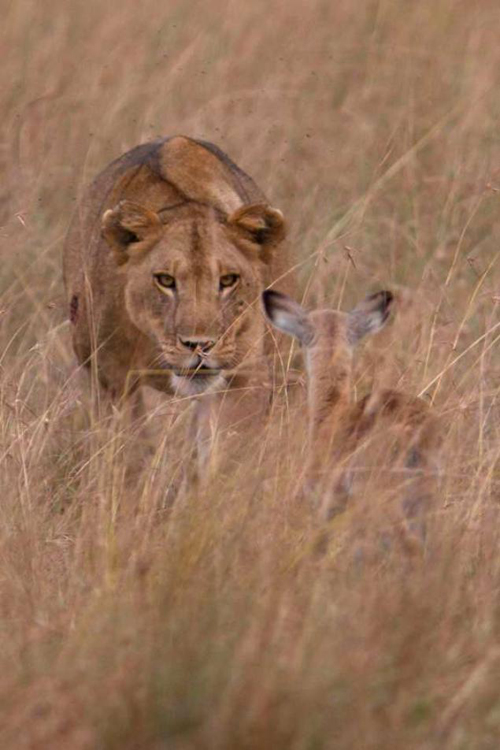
[1,0,500,747]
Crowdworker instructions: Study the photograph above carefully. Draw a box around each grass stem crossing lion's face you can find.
[102,200,285,394]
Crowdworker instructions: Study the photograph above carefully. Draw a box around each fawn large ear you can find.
[347,290,394,345]
[228,203,285,249]
[102,200,162,265]
[262,290,314,345]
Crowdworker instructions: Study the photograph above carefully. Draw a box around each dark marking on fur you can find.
[190,221,202,255]
[405,446,422,469]
[69,294,79,324]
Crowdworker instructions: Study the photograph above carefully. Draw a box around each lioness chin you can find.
[63,135,294,482]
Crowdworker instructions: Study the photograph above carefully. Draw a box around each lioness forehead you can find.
[148,204,255,273]
[157,201,225,225]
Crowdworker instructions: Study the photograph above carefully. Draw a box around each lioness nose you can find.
[178,336,216,353]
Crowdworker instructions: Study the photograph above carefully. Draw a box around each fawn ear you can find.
[347,290,394,345]
[262,290,314,345]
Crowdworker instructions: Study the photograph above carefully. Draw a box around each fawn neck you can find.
[305,325,353,449]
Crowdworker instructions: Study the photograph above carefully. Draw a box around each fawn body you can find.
[263,290,441,545]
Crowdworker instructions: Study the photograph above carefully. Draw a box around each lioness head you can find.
[102,200,285,395]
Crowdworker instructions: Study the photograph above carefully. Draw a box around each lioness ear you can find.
[262,290,314,346]
[228,203,286,247]
[102,200,161,265]
[347,290,394,346]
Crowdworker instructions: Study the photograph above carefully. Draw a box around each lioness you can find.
[63,135,293,479]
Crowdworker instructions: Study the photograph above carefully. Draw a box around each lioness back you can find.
[63,135,294,399]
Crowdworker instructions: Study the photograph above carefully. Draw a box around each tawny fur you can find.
[63,136,294,484]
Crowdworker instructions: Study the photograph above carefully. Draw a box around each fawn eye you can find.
[154,273,176,290]
[219,273,239,290]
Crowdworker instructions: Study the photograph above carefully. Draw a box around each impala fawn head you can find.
[263,289,394,432]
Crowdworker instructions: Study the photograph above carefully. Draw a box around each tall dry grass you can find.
[1,0,500,747]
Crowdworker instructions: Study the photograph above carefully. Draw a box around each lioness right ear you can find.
[228,203,286,248]
[101,200,161,265]
[262,290,314,346]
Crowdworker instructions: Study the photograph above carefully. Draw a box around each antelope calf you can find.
[262,289,441,548]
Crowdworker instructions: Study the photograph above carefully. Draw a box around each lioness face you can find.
[102,201,285,395]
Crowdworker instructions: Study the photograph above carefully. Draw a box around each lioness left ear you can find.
[228,203,286,247]
[102,200,162,265]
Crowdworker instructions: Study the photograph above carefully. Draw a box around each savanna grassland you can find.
[2,1,500,747]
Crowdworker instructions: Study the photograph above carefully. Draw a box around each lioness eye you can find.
[154,273,176,290]
[219,273,239,290]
